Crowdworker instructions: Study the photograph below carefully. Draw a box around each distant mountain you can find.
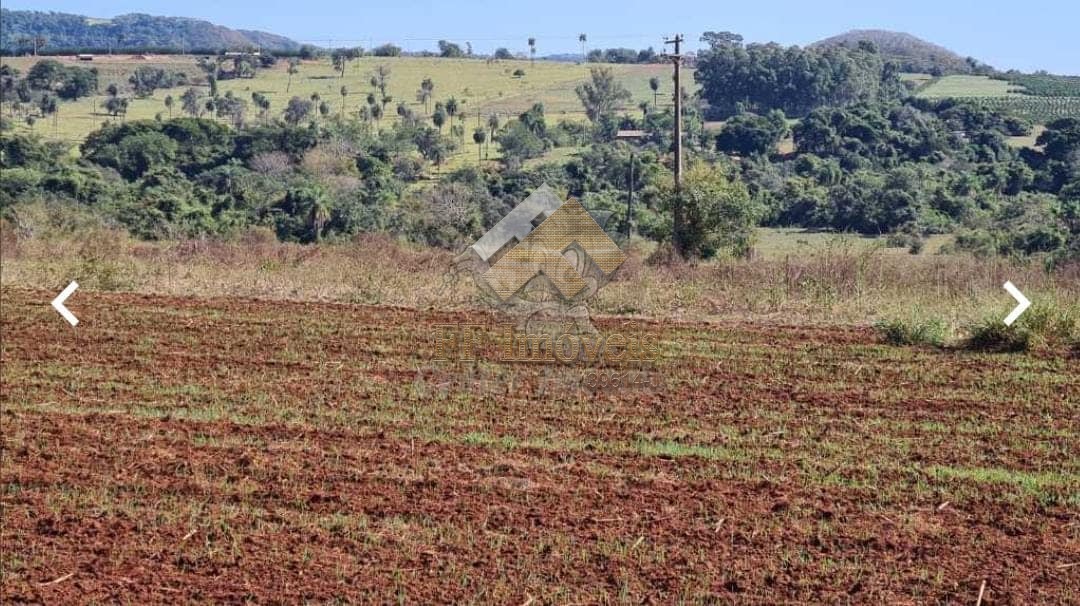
[0,9,301,53]
[811,29,979,75]
[236,30,301,52]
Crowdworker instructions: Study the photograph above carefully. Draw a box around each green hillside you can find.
[811,29,975,75]
[0,9,301,53]
[0,54,680,167]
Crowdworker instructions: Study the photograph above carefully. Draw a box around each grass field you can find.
[754,227,954,257]
[0,55,682,169]
[917,75,1025,98]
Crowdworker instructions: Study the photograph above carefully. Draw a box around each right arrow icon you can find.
[1002,281,1031,326]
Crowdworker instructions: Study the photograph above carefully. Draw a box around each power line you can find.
[294,34,674,46]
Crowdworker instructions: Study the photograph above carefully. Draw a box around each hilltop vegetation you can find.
[812,29,982,76]
[0,9,300,53]
[694,31,904,119]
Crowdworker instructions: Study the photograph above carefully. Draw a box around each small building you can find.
[77,54,94,61]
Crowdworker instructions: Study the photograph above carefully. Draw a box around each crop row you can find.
[967,96,1080,122]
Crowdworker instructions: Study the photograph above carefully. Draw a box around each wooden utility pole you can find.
[664,34,685,255]
[627,151,635,239]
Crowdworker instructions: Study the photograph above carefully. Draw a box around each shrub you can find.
[874,316,948,347]
[963,318,1032,352]
[963,301,1079,352]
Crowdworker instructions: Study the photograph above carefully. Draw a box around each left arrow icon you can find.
[52,281,80,326]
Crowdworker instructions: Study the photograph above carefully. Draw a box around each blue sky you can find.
[8,0,1079,74]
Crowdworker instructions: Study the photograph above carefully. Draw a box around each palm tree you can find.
[417,77,435,113]
[528,38,536,65]
[445,97,459,137]
[639,100,649,120]
[579,34,587,62]
[307,197,330,242]
[472,128,486,161]
[251,92,271,123]
[416,87,431,114]
[370,102,383,129]
[286,59,300,93]
[487,113,500,144]
[340,86,348,116]
[433,105,446,132]
[164,95,174,118]
[649,77,660,106]
[373,65,391,98]
[358,105,372,133]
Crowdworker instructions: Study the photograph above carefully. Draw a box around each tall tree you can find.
[373,65,391,98]
[445,97,460,139]
[164,94,174,118]
[579,34,587,62]
[417,77,435,113]
[472,128,486,161]
[649,76,660,106]
[306,192,330,241]
[433,105,447,132]
[286,58,300,93]
[284,96,313,125]
[332,51,347,78]
[251,92,271,123]
[528,38,536,65]
[575,67,631,123]
[340,85,348,116]
[180,87,202,117]
[331,47,361,78]
[487,113,500,144]
[358,105,372,132]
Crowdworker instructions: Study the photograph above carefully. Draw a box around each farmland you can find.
[3,226,1080,601]
[917,74,1080,122]
[2,284,1078,603]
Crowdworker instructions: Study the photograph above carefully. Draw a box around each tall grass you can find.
[3,212,1078,337]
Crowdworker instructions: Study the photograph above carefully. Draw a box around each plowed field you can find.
[2,288,1078,603]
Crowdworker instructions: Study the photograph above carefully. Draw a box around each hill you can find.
[812,29,975,75]
[0,9,301,53]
